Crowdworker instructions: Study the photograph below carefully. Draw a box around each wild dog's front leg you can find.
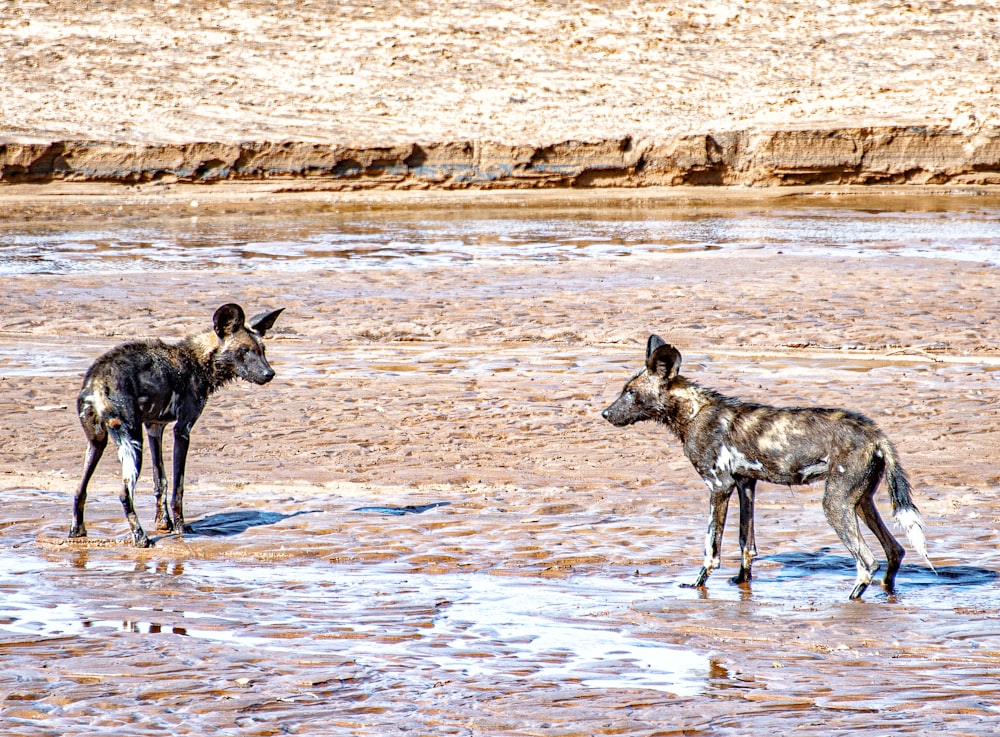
[682,481,734,589]
[170,423,194,534]
[146,424,172,532]
[732,477,758,585]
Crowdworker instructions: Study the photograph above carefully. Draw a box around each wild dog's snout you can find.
[257,364,276,384]
[238,352,276,385]
[601,403,620,424]
[601,394,636,427]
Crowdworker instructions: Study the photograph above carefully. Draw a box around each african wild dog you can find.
[70,304,284,547]
[602,335,933,600]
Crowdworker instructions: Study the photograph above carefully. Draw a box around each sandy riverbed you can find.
[1,195,999,734]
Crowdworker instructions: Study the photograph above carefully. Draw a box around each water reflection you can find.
[2,205,998,274]
[0,548,710,697]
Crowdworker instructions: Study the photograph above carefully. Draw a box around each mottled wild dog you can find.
[602,335,933,599]
[71,304,284,547]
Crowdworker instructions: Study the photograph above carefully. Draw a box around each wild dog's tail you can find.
[108,421,142,488]
[81,379,141,486]
[881,438,935,572]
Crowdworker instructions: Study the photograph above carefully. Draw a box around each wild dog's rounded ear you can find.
[250,308,284,337]
[646,334,667,361]
[647,342,681,380]
[213,303,246,339]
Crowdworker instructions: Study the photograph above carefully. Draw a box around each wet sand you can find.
[2,196,1000,734]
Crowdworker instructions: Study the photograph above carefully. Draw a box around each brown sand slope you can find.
[2,0,999,188]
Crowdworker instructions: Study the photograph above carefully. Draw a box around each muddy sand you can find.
[1,192,999,734]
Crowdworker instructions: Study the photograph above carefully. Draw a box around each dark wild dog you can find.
[602,335,933,600]
[70,304,283,547]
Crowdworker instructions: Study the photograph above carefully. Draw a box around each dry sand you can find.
[4,0,999,143]
[2,0,999,187]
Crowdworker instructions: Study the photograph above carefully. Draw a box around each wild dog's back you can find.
[685,401,884,488]
[78,339,210,430]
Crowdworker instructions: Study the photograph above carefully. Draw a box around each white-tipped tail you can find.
[115,434,142,488]
[895,507,936,573]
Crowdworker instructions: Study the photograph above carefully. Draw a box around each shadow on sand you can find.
[765,548,998,590]
[177,509,323,538]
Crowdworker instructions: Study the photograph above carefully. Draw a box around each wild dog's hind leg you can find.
[822,473,880,600]
[857,492,906,593]
[146,423,172,532]
[70,430,107,539]
[682,481,735,589]
[732,477,758,585]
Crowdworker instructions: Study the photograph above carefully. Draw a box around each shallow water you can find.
[0,547,710,695]
[2,197,1000,735]
[2,495,999,735]
[2,202,999,275]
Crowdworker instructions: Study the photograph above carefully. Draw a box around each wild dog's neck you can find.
[184,331,237,393]
[660,377,716,443]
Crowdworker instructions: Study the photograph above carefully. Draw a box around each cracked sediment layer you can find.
[3,127,999,191]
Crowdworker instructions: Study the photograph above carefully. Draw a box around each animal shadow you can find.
[169,509,322,538]
[765,548,998,590]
